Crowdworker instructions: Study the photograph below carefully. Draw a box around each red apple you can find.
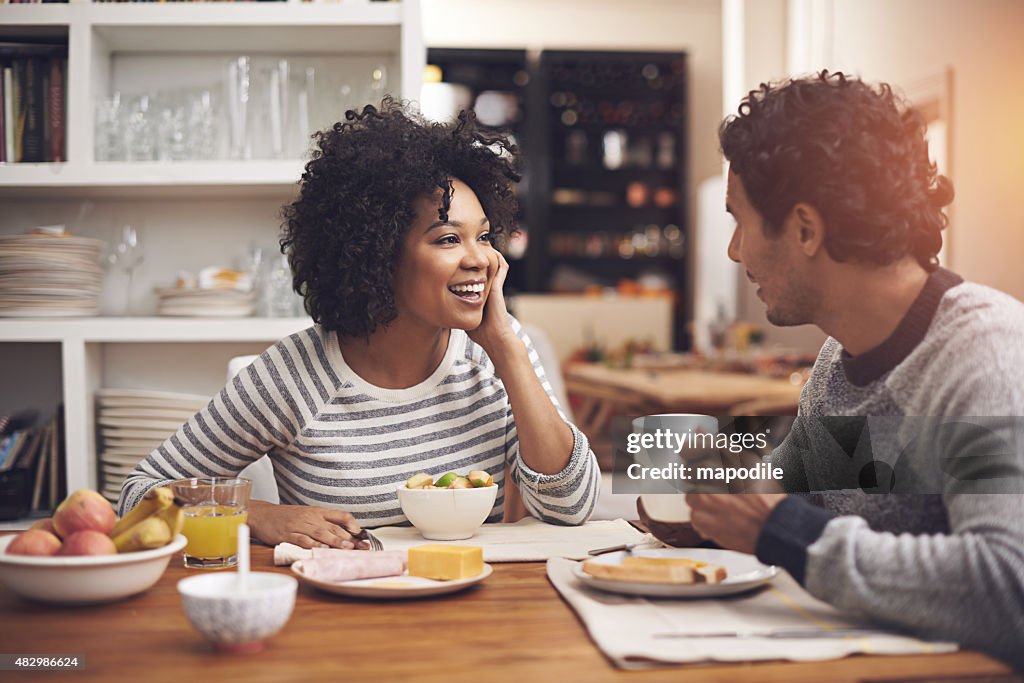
[52,489,116,538]
[57,530,117,556]
[6,529,62,556]
[29,517,58,537]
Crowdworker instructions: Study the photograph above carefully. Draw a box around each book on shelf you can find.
[20,57,45,163]
[2,66,13,163]
[0,66,5,163]
[0,409,64,515]
[0,41,67,164]
[48,55,65,162]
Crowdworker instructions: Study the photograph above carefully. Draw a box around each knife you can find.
[653,628,892,639]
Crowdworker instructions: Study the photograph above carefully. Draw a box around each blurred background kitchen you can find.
[1,0,1022,522]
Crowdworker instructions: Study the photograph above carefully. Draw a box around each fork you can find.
[349,528,384,551]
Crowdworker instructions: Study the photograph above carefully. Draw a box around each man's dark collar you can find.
[840,267,964,387]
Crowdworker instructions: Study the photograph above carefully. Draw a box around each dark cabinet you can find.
[426,48,690,348]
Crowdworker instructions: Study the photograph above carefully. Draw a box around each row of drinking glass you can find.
[95,90,217,162]
[94,56,389,162]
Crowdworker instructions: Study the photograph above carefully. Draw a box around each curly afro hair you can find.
[280,97,520,338]
[719,70,953,270]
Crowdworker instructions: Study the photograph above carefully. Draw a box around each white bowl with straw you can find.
[177,524,297,654]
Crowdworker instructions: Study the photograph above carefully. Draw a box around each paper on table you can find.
[546,557,957,669]
[369,518,654,562]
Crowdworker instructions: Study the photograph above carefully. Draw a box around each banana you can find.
[111,486,175,538]
[113,515,172,553]
[155,500,185,539]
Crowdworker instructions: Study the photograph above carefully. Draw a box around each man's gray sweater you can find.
[761,268,1024,668]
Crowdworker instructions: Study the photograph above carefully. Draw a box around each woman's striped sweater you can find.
[118,317,600,527]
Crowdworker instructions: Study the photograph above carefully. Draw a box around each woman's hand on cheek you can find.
[468,250,517,354]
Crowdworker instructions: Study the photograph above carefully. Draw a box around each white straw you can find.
[237,523,250,594]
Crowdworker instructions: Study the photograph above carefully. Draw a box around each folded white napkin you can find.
[369,518,654,562]
[546,557,957,669]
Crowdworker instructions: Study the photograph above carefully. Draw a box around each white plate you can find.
[291,561,492,599]
[98,397,209,412]
[100,407,197,420]
[100,463,138,476]
[101,484,125,497]
[101,428,177,440]
[0,306,99,317]
[98,417,188,430]
[96,388,210,402]
[157,306,254,317]
[101,450,148,463]
[573,548,777,598]
[101,444,151,454]
[101,438,164,450]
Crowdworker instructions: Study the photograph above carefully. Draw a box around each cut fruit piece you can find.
[448,476,472,489]
[467,470,493,487]
[406,472,434,489]
[433,472,459,488]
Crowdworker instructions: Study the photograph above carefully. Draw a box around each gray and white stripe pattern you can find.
[118,317,600,527]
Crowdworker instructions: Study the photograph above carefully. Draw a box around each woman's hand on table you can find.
[247,500,369,550]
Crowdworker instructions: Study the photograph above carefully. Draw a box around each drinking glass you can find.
[171,477,252,569]
[124,95,155,161]
[226,56,252,160]
[260,254,299,317]
[186,89,217,160]
[94,93,123,161]
[104,223,145,316]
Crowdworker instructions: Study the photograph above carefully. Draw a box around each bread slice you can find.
[621,556,707,569]
[695,564,728,584]
[582,560,697,584]
[582,556,729,585]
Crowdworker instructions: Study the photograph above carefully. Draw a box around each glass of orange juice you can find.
[171,477,251,569]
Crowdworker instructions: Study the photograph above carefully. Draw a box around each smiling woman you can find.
[118,99,601,550]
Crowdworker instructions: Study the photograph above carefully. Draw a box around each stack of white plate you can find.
[0,233,105,317]
[96,388,210,505]
[155,287,256,317]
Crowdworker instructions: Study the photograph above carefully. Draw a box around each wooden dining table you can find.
[0,541,1015,683]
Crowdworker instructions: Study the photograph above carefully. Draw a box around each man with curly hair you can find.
[120,98,600,547]
[664,72,1024,667]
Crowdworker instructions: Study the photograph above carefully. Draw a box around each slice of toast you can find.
[621,556,707,569]
[620,556,727,584]
[695,564,728,584]
[582,560,697,584]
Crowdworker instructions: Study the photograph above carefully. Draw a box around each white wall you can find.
[722,0,827,351]
[827,0,1024,300]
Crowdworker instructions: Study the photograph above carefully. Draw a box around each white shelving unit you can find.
[0,1,425,513]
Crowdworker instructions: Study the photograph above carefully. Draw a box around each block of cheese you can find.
[408,544,484,581]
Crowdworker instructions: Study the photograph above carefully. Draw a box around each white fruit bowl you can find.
[0,533,187,605]
[396,484,498,540]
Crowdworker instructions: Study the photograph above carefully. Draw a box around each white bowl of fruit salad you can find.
[397,471,498,540]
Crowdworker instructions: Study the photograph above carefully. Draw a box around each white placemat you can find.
[370,518,652,562]
[547,557,957,669]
